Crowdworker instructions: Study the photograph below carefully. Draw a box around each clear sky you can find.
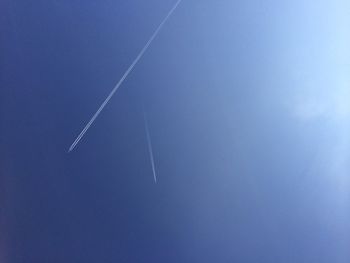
[1,0,349,262]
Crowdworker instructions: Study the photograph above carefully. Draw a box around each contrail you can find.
[143,112,157,183]
[68,0,182,152]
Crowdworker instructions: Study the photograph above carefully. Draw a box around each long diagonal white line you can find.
[143,112,157,183]
[68,0,182,152]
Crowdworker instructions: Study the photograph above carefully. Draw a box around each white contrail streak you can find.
[143,113,157,183]
[68,0,182,152]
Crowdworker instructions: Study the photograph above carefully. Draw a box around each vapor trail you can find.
[68,0,182,152]
[144,113,157,183]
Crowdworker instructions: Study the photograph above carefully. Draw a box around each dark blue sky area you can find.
[1,0,349,262]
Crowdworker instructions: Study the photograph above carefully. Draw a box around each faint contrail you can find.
[68,0,182,152]
[143,112,157,183]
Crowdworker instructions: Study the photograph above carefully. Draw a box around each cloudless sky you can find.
[1,0,349,262]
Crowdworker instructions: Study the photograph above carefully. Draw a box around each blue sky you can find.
[1,0,349,262]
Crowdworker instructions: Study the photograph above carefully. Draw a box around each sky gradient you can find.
[1,0,349,262]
